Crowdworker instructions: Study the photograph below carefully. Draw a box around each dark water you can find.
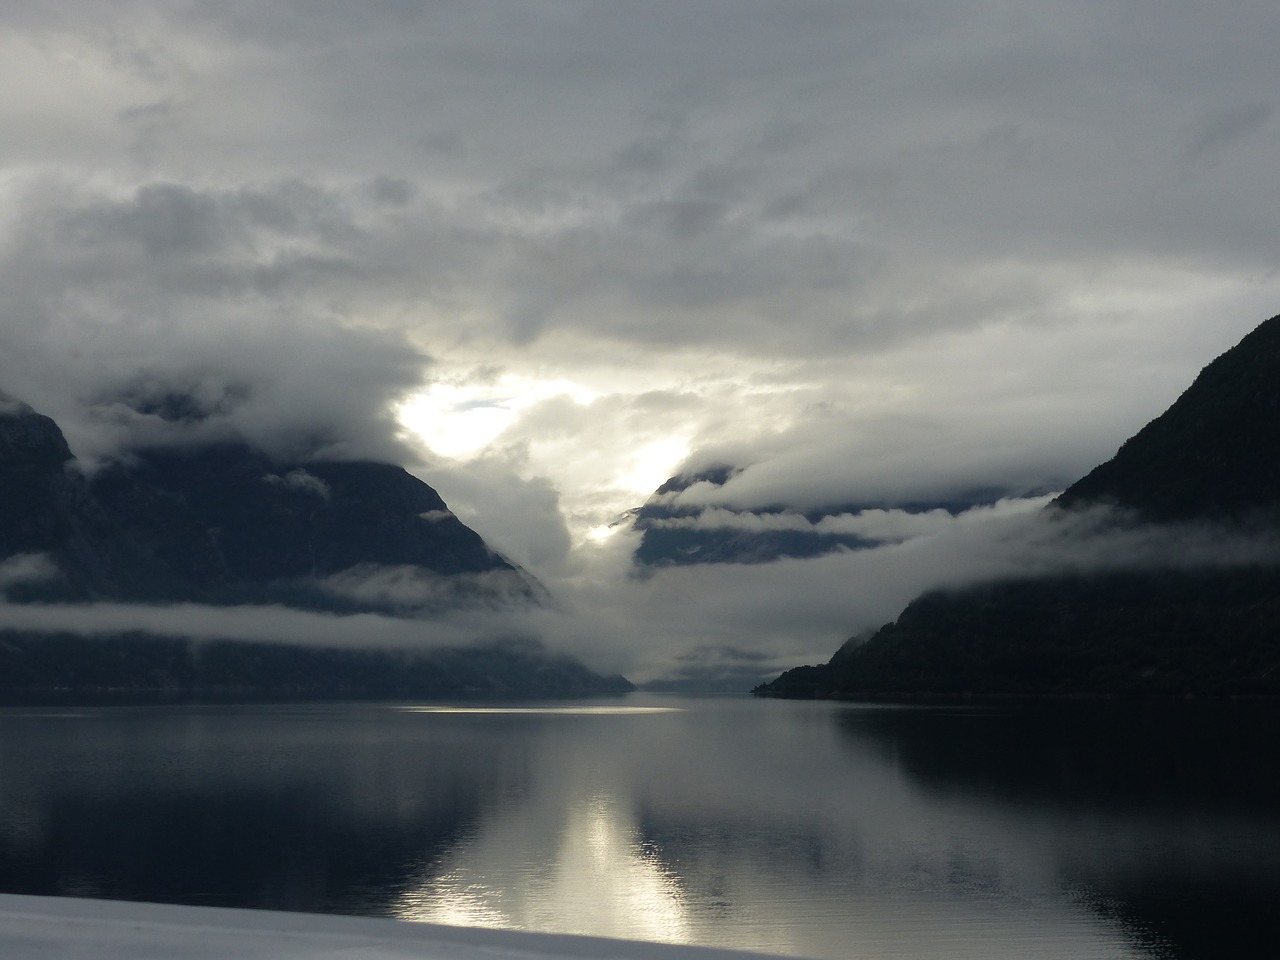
[0,696,1277,959]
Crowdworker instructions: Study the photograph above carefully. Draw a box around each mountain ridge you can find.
[1056,315,1280,522]
[0,392,631,701]
[631,464,1034,568]
[0,396,527,609]
[757,314,1280,699]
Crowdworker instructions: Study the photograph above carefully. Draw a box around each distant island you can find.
[758,314,1280,699]
[0,393,632,702]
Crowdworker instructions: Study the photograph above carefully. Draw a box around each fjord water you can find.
[0,697,1276,960]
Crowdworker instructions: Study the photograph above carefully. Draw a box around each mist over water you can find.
[0,696,1276,960]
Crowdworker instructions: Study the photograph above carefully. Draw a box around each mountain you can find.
[0,392,631,700]
[631,465,1023,567]
[1055,315,1280,522]
[86,444,531,610]
[631,466,873,566]
[0,393,525,608]
[758,314,1280,699]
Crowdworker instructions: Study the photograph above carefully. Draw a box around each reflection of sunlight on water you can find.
[394,793,690,944]
[385,701,1165,959]
[401,872,509,929]
[396,706,682,715]
[552,794,690,942]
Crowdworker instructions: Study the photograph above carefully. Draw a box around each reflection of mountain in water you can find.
[0,707,499,914]
[835,700,1280,813]
[3,699,1273,960]
[4,784,473,914]
[834,701,1280,960]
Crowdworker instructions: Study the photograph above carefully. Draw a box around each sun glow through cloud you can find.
[397,365,710,550]
[615,437,692,498]
[398,377,601,461]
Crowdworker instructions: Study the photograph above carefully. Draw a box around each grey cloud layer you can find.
[6,2,1276,360]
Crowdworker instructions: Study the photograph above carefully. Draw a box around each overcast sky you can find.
[1,2,1278,682]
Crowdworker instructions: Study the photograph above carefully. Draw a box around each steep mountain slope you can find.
[0,396,522,609]
[758,314,1280,698]
[1056,315,1280,521]
[87,444,523,609]
[0,393,168,601]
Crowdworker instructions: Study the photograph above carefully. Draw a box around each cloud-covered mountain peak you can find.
[630,461,1049,568]
[0,392,533,612]
[0,391,73,468]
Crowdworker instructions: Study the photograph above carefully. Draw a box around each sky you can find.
[1,1,1278,684]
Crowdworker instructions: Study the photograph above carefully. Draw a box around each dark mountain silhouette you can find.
[0,392,631,700]
[86,444,528,609]
[758,314,1280,699]
[1055,315,1280,522]
[0,393,523,607]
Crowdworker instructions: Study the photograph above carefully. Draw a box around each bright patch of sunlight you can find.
[586,524,618,543]
[396,706,682,716]
[613,437,690,500]
[398,377,600,460]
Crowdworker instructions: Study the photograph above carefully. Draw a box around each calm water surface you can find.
[0,695,1276,960]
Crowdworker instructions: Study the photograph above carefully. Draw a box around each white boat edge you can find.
[0,893,807,960]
